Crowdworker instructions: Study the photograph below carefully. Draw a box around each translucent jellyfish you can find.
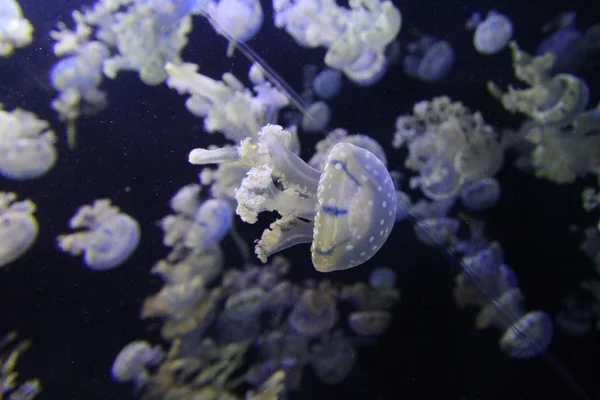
[0,192,38,268]
[57,199,140,270]
[0,0,33,56]
[301,101,331,133]
[536,28,585,73]
[459,177,501,211]
[313,68,342,100]
[369,266,396,289]
[403,39,455,82]
[348,310,392,336]
[414,217,459,247]
[202,0,264,57]
[0,106,57,180]
[228,124,397,272]
[288,287,339,336]
[185,198,233,250]
[499,311,554,359]
[470,11,513,55]
[111,341,164,387]
[310,331,356,385]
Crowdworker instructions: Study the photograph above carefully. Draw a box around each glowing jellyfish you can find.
[369,266,396,289]
[111,341,164,387]
[471,11,513,55]
[348,310,392,336]
[0,107,57,180]
[0,0,33,56]
[459,177,501,211]
[310,331,356,385]
[404,39,455,83]
[288,288,339,336]
[500,311,554,359]
[203,0,263,56]
[185,198,233,249]
[0,192,38,268]
[301,101,331,133]
[536,28,585,73]
[57,199,140,270]
[225,124,397,272]
[313,68,342,100]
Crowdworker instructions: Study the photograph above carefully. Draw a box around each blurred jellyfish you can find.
[313,68,342,100]
[500,311,554,359]
[468,10,513,55]
[111,341,164,388]
[301,101,331,133]
[203,0,264,57]
[310,331,356,385]
[0,0,33,56]
[288,287,339,337]
[0,331,41,399]
[348,310,392,336]
[57,199,140,270]
[404,35,455,82]
[536,27,586,74]
[369,266,396,289]
[395,190,412,222]
[0,106,57,180]
[0,192,38,268]
[459,177,501,211]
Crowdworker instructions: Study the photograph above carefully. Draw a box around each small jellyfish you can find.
[57,199,140,270]
[348,310,392,336]
[499,311,554,359]
[532,73,590,127]
[185,198,233,249]
[404,39,455,83]
[471,11,513,55]
[0,192,38,268]
[462,241,504,280]
[288,288,339,337]
[414,217,460,247]
[369,266,396,289]
[459,177,501,211]
[536,28,585,73]
[111,341,164,388]
[313,68,342,100]
[301,101,331,133]
[310,331,356,385]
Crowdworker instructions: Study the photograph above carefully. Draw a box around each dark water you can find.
[0,0,599,399]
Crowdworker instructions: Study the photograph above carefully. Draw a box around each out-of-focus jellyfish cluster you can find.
[0,331,41,399]
[57,199,140,270]
[0,106,57,180]
[392,96,503,210]
[488,42,600,184]
[274,0,402,85]
[0,0,32,56]
[0,192,38,268]
[109,176,401,398]
[444,216,553,358]
[466,10,513,55]
[402,32,455,82]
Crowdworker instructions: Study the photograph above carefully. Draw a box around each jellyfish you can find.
[469,11,513,55]
[0,0,33,56]
[313,68,342,100]
[0,107,57,180]
[369,266,396,289]
[403,38,455,83]
[499,311,554,359]
[536,27,586,73]
[111,341,164,388]
[348,310,392,336]
[309,331,356,385]
[0,192,38,268]
[459,177,501,211]
[202,0,264,57]
[301,101,331,133]
[57,199,140,270]
[288,287,339,336]
[0,331,41,399]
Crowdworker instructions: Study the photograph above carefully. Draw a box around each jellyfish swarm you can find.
[466,10,514,55]
[57,199,140,270]
[0,0,33,56]
[0,106,57,180]
[0,192,38,268]
[189,124,397,272]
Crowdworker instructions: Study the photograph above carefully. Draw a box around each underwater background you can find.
[0,0,599,399]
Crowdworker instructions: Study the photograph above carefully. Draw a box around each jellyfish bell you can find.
[0,193,38,267]
[311,141,397,272]
[84,214,141,270]
[472,11,513,55]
